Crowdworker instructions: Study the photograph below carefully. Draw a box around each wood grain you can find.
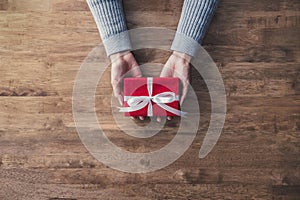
[0,0,299,199]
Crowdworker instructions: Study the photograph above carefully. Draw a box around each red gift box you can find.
[120,77,184,117]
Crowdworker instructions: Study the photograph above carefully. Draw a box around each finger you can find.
[111,79,123,106]
[130,116,135,120]
[112,83,123,106]
[130,59,142,77]
[117,94,123,106]
[180,81,189,106]
[157,117,161,123]
[160,64,173,77]
[131,66,142,78]
[139,116,144,120]
[111,77,120,94]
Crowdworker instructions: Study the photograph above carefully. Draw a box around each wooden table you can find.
[0,0,299,199]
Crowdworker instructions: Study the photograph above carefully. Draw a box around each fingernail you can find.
[157,117,161,123]
[167,116,172,121]
[139,116,144,120]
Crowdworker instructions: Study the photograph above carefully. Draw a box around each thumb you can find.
[111,79,123,106]
[160,64,173,77]
[180,80,189,106]
[131,65,142,78]
[117,94,123,106]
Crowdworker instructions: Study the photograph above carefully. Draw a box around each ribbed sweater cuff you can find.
[87,0,130,56]
[103,31,132,56]
[171,32,200,57]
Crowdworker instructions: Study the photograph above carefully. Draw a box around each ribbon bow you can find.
[119,77,186,116]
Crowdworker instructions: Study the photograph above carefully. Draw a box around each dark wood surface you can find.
[0,0,299,199]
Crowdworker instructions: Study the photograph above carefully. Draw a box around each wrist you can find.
[109,51,131,62]
[172,51,192,62]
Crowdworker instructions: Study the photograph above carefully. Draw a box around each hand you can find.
[159,51,191,122]
[110,51,142,105]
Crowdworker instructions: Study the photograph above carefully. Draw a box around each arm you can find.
[87,0,142,106]
[86,0,132,56]
[161,0,219,103]
[171,0,219,57]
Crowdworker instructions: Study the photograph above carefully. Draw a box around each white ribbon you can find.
[119,77,186,116]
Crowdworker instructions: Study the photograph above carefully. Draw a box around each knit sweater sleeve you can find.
[86,0,131,56]
[171,0,219,57]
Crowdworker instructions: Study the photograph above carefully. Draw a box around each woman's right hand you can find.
[110,51,142,105]
[110,51,145,120]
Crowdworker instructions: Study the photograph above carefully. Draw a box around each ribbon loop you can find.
[152,92,176,104]
[120,77,186,116]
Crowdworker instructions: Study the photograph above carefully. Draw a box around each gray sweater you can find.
[87,0,219,57]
